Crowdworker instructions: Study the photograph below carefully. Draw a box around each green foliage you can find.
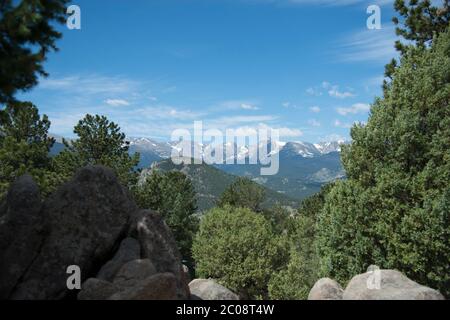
[393,0,449,51]
[385,0,449,80]
[0,101,60,196]
[261,204,293,235]
[54,114,140,188]
[134,169,199,261]
[0,0,68,105]
[192,205,288,299]
[269,186,330,300]
[317,28,450,296]
[217,177,266,212]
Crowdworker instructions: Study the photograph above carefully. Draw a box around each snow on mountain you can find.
[127,137,346,165]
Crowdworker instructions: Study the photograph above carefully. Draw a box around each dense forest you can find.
[0,0,449,299]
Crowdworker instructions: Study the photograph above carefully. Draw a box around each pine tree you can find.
[0,101,57,196]
[0,0,68,105]
[317,28,450,295]
[54,114,140,188]
[385,0,450,80]
[135,170,198,262]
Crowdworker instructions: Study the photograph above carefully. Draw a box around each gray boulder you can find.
[10,166,137,300]
[0,175,45,299]
[343,269,445,300]
[77,278,118,300]
[109,273,178,300]
[308,278,344,300]
[189,279,239,300]
[113,259,157,285]
[131,210,190,299]
[96,237,141,282]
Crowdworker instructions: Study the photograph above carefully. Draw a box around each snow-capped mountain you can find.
[128,137,346,167]
[128,137,174,168]
[128,138,346,201]
[314,140,346,154]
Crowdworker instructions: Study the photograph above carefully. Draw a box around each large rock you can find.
[308,278,344,300]
[96,237,141,282]
[10,166,137,300]
[343,269,445,300]
[0,175,46,299]
[189,279,239,300]
[77,278,118,300]
[131,210,190,299]
[113,259,157,285]
[109,273,178,300]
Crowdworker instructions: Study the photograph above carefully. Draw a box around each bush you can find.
[269,187,329,299]
[218,177,266,212]
[192,205,288,299]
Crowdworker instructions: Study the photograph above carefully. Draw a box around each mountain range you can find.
[128,137,346,200]
[51,136,346,209]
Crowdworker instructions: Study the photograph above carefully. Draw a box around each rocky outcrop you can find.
[78,259,176,300]
[109,273,178,300]
[77,278,119,300]
[0,175,45,299]
[9,166,135,300]
[131,209,190,299]
[96,237,141,282]
[189,279,239,300]
[308,278,344,300]
[0,166,190,300]
[309,268,445,300]
[343,269,445,300]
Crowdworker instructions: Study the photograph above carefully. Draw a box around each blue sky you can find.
[20,0,402,142]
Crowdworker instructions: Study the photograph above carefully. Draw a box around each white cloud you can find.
[39,74,140,95]
[336,103,370,115]
[278,127,303,137]
[336,26,399,63]
[322,81,355,99]
[258,123,303,137]
[309,106,321,113]
[319,133,348,143]
[240,103,259,110]
[328,87,355,99]
[334,119,353,128]
[306,87,322,96]
[105,99,130,107]
[282,101,301,109]
[218,100,260,111]
[308,119,321,127]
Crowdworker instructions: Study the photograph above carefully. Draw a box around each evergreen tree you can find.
[0,0,68,105]
[317,28,450,295]
[385,0,449,80]
[55,114,140,188]
[135,169,199,262]
[217,177,266,212]
[0,101,59,196]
